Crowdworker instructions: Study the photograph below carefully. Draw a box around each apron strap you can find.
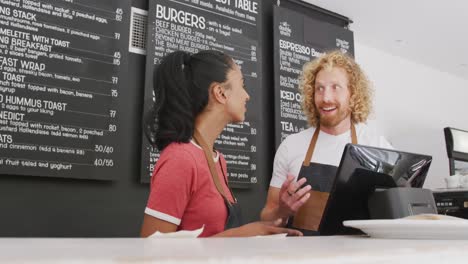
[302,123,358,167]
[302,125,321,167]
[351,123,357,145]
[193,129,232,205]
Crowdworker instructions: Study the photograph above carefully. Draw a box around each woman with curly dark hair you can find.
[140,50,301,237]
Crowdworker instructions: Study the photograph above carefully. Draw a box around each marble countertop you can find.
[1,236,468,263]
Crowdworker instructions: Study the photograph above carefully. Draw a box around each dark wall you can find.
[0,0,150,237]
[0,0,349,237]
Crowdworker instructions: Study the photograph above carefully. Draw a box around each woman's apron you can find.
[291,125,357,235]
[193,129,243,230]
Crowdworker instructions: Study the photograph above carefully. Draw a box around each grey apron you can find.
[291,124,357,236]
[193,129,243,230]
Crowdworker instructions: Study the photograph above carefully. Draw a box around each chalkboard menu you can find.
[0,0,130,180]
[273,6,354,147]
[141,0,262,188]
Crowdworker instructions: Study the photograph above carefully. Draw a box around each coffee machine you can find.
[432,127,468,219]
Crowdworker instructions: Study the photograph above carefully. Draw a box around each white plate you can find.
[343,218,468,239]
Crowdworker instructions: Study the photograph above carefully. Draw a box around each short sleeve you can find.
[144,149,197,225]
[270,139,290,188]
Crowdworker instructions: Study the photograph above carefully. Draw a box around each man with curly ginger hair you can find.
[261,51,391,233]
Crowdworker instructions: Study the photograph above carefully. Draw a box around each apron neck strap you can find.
[351,123,357,145]
[193,129,232,204]
[302,123,358,167]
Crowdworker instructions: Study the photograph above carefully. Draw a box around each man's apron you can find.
[291,125,357,235]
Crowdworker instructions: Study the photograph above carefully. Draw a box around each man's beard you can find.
[318,105,351,128]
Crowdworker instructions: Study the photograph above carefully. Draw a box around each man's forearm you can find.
[260,206,287,223]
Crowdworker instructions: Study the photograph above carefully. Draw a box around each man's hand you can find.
[278,175,311,218]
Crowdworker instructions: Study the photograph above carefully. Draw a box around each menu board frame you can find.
[0,0,131,180]
[140,0,263,188]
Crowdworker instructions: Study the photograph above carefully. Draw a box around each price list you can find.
[0,0,130,180]
[141,0,262,187]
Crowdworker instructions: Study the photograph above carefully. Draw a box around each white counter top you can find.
[1,236,468,263]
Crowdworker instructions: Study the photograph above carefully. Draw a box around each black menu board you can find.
[141,0,261,188]
[0,0,129,180]
[273,6,354,147]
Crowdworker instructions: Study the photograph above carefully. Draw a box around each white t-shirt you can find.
[270,123,392,188]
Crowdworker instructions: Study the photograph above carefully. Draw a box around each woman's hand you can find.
[215,219,303,237]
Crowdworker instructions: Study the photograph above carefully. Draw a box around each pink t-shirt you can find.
[145,141,234,237]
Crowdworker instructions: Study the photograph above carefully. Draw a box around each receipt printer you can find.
[368,187,437,219]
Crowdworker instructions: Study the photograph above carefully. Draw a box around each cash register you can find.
[432,127,468,219]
